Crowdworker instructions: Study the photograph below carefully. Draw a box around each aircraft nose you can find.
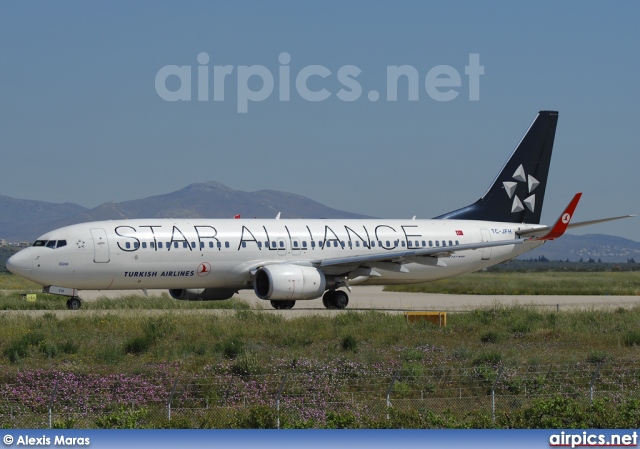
[6,250,32,280]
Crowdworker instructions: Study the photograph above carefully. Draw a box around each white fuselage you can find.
[8,218,544,296]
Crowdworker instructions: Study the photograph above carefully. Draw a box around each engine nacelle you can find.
[169,288,236,301]
[254,264,326,300]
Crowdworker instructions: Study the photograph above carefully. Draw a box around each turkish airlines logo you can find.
[197,262,211,277]
[503,164,539,214]
[562,213,571,224]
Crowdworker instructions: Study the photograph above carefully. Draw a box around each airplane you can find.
[5,111,634,310]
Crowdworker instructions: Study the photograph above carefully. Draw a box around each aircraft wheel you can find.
[322,290,348,309]
[270,300,296,309]
[333,290,349,309]
[322,290,335,309]
[67,297,82,310]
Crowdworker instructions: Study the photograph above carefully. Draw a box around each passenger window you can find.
[334,241,338,247]
[175,242,180,248]
[456,240,459,245]
[279,241,284,248]
[271,241,277,248]
[151,242,156,249]
[293,241,298,248]
[142,242,147,249]
[225,242,229,248]
[422,241,426,247]
[134,242,140,249]
[242,242,246,248]
[56,240,67,248]
[258,242,262,248]
[435,241,439,247]
[216,242,221,248]
[158,242,163,249]
[371,241,375,247]
[200,242,205,249]
[302,241,307,248]
[125,242,130,249]
[429,241,433,247]
[311,241,316,248]
[191,242,196,248]
[442,241,446,247]
[449,240,453,246]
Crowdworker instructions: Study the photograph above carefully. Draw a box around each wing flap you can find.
[316,239,523,268]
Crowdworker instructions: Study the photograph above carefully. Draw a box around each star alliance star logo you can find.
[503,164,539,213]
[76,240,85,249]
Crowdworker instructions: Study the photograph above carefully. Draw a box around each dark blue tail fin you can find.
[435,110,558,224]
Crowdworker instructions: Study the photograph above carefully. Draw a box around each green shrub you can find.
[124,336,153,355]
[218,336,245,359]
[95,406,149,429]
[341,335,357,352]
[480,331,501,344]
[623,331,640,347]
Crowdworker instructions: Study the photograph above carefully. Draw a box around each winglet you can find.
[531,193,582,241]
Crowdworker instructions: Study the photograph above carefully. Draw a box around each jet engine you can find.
[253,264,326,300]
[169,288,236,301]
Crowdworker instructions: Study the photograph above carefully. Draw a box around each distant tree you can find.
[598,258,602,263]
[628,258,637,264]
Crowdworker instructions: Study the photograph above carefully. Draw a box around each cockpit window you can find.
[33,240,47,247]
[56,240,67,248]
[46,240,57,248]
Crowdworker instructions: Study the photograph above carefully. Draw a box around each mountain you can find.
[516,234,640,263]
[0,181,370,242]
[0,195,87,242]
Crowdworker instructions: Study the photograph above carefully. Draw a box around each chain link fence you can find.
[2,361,639,428]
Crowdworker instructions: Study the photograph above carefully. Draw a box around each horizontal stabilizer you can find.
[522,193,581,241]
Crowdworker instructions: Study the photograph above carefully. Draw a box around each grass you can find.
[1,304,640,374]
[384,271,640,295]
[1,272,640,428]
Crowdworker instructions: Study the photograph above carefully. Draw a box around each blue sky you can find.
[1,1,638,241]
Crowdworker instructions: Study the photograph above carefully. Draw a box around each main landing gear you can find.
[322,290,349,310]
[268,290,350,310]
[66,297,82,310]
[270,300,296,309]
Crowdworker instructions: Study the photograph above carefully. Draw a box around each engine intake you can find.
[254,264,326,300]
[169,288,236,301]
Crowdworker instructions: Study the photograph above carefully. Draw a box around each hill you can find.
[516,233,640,263]
[0,181,370,242]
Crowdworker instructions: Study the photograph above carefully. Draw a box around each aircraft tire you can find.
[270,300,296,310]
[322,290,349,309]
[333,290,349,309]
[67,297,82,310]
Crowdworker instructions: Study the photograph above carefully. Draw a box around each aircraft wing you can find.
[313,239,524,268]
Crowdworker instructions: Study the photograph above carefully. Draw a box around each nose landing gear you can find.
[66,297,82,310]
